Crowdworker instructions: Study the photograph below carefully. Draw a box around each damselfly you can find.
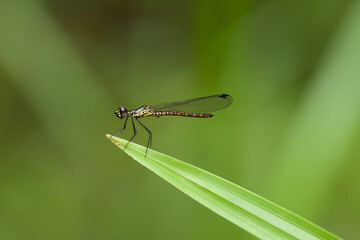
[111,94,233,155]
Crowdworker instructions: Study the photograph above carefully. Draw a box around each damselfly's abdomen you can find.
[153,111,213,118]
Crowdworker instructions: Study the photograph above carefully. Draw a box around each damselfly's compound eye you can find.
[114,106,128,118]
[120,106,128,114]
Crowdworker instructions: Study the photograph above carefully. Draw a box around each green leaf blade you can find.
[106,135,340,240]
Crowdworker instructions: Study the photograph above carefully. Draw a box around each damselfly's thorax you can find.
[129,105,155,118]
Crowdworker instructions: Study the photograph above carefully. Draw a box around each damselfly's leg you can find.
[110,116,129,139]
[124,116,137,150]
[136,118,152,156]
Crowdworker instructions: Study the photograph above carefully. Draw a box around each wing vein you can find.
[150,94,233,113]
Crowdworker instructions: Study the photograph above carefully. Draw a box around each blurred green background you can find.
[1,0,360,239]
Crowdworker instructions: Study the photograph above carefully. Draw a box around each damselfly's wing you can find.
[150,94,233,113]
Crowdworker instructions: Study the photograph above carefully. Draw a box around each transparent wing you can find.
[150,94,233,113]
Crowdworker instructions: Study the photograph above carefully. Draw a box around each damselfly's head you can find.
[115,106,128,119]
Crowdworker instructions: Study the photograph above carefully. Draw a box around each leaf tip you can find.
[106,134,124,148]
